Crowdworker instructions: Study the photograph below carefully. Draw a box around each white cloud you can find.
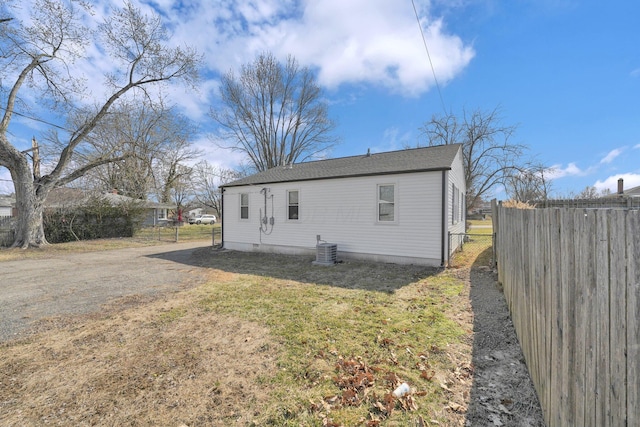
[599,148,623,164]
[594,173,640,193]
[634,143,640,149]
[145,0,475,96]
[379,127,413,151]
[191,135,251,171]
[546,162,585,179]
[278,1,475,95]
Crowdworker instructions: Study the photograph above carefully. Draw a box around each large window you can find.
[287,190,299,220]
[240,193,249,219]
[378,184,395,222]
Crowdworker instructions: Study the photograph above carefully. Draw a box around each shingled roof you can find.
[223,144,462,187]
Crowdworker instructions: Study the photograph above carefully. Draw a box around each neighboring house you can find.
[605,178,640,198]
[620,185,640,198]
[100,191,175,226]
[45,188,176,227]
[0,194,15,218]
[221,144,466,266]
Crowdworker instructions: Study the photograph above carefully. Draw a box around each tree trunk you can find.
[10,158,49,248]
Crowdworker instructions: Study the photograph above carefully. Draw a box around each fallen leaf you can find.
[421,370,435,380]
[448,402,464,413]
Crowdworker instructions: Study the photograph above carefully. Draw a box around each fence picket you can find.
[542,208,554,426]
[583,209,597,426]
[609,210,627,425]
[560,209,576,426]
[595,209,611,426]
[627,211,640,427]
[549,208,563,427]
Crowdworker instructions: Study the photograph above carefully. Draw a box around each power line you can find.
[0,105,70,131]
[411,0,447,114]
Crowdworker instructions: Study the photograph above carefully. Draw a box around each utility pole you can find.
[31,137,41,179]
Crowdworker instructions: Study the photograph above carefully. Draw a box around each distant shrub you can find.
[44,196,146,243]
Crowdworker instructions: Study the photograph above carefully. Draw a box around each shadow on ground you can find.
[465,248,546,426]
[147,246,441,293]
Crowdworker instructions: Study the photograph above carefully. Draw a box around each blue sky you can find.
[2,0,639,197]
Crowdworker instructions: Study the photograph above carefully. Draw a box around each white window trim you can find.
[286,189,300,221]
[239,192,249,221]
[376,183,397,224]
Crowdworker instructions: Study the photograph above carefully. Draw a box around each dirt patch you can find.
[0,286,280,426]
[465,266,545,426]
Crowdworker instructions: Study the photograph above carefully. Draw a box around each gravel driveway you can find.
[0,241,211,342]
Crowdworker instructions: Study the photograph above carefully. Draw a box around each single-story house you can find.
[0,194,15,218]
[625,186,640,197]
[100,191,175,226]
[220,144,466,266]
[45,188,175,227]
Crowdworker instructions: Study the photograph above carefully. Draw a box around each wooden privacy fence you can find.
[493,205,640,427]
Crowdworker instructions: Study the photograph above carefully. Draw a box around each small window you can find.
[158,209,165,219]
[240,193,249,219]
[378,184,395,222]
[287,190,299,220]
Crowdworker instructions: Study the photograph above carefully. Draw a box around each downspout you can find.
[440,170,446,267]
[220,187,225,247]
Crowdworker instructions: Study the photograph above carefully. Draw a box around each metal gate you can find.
[448,232,495,268]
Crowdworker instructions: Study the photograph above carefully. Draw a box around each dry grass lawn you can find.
[0,240,491,426]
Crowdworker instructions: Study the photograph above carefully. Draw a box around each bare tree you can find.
[0,0,199,248]
[77,100,200,202]
[167,165,192,222]
[574,185,609,199]
[192,161,242,216]
[504,163,554,202]
[420,107,526,212]
[211,52,338,172]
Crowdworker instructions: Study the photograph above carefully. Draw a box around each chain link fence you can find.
[0,215,14,247]
[134,223,221,245]
[448,232,495,268]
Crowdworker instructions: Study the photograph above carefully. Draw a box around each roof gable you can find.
[223,144,462,187]
[0,195,15,207]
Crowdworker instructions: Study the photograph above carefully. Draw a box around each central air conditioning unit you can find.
[314,242,337,265]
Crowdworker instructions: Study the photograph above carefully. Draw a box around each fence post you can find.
[492,232,496,267]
